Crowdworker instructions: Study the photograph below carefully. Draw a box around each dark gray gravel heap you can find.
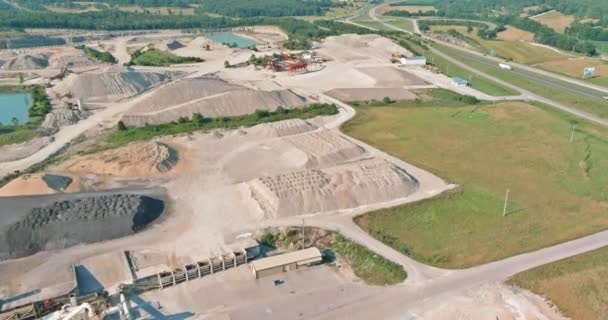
[0,194,164,260]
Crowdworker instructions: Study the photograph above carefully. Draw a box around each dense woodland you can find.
[197,0,339,17]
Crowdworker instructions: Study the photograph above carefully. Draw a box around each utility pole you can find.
[503,189,510,217]
[570,124,576,143]
[301,219,305,250]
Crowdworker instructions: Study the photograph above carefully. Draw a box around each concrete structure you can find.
[452,77,469,87]
[401,56,426,66]
[251,248,323,279]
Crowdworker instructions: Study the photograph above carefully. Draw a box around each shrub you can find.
[117,121,127,131]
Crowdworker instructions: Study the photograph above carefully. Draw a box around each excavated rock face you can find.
[0,194,164,260]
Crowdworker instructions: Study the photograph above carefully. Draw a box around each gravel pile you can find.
[40,109,90,133]
[1,54,49,70]
[41,174,73,191]
[0,194,164,260]
[52,71,178,102]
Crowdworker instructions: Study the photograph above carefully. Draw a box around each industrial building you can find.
[401,56,427,65]
[251,247,323,279]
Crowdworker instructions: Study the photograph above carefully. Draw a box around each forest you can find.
[196,0,339,17]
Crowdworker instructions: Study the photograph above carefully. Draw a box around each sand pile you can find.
[52,71,176,102]
[1,54,49,70]
[121,78,307,127]
[0,173,76,197]
[284,131,366,167]
[40,109,89,133]
[325,88,416,102]
[66,141,178,177]
[0,194,164,260]
[317,34,412,63]
[0,174,56,197]
[248,118,317,137]
[247,158,418,218]
[0,137,51,162]
[356,67,427,87]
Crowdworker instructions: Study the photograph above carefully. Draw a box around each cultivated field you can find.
[531,10,575,33]
[429,25,572,64]
[510,247,608,320]
[345,90,608,268]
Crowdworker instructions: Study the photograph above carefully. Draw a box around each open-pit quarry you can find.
[0,31,571,320]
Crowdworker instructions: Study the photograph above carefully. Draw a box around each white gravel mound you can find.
[40,109,90,133]
[1,54,49,70]
[121,78,307,127]
[52,71,177,102]
[284,130,366,167]
[247,158,419,218]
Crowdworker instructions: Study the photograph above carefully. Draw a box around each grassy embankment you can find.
[0,85,51,147]
[425,50,520,96]
[429,25,572,65]
[77,45,117,64]
[259,228,406,286]
[510,247,608,320]
[84,103,338,153]
[438,45,608,119]
[343,88,608,268]
[128,48,202,66]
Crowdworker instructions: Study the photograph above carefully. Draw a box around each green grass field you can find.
[344,89,608,268]
[383,17,414,33]
[438,45,608,119]
[510,247,608,320]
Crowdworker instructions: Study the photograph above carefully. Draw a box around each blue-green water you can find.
[0,93,31,125]
[205,33,256,48]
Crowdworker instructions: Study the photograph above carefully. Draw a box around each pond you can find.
[205,33,256,48]
[0,93,31,125]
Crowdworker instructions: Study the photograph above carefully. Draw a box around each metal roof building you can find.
[251,247,322,279]
[401,56,427,65]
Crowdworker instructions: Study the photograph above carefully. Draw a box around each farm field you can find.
[538,58,608,87]
[344,90,608,268]
[531,10,575,33]
[510,246,608,320]
[429,25,572,65]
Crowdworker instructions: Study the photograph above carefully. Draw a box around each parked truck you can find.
[499,63,513,70]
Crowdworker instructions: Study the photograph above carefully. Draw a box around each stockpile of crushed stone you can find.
[39,109,90,133]
[248,158,419,218]
[66,141,178,177]
[0,194,164,260]
[121,78,307,127]
[1,54,49,70]
[52,71,177,102]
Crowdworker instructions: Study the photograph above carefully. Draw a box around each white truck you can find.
[499,63,513,70]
